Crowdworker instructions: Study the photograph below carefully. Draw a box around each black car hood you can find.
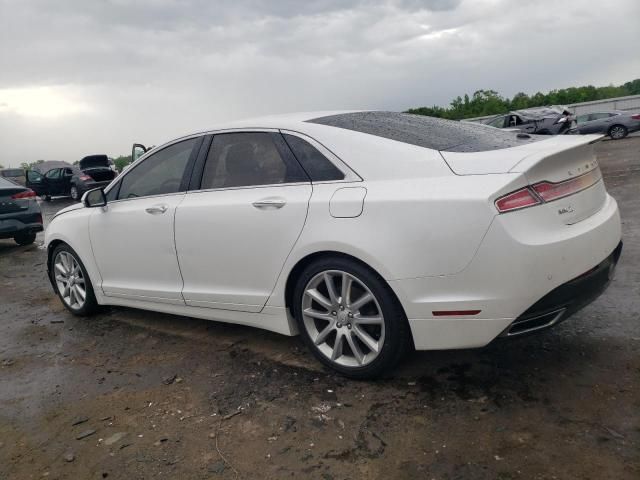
[79,155,110,170]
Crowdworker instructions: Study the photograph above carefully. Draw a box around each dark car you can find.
[484,106,573,135]
[26,156,117,201]
[0,168,27,186]
[0,176,43,245]
[569,110,640,139]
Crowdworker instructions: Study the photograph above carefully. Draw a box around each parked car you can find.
[0,168,27,186]
[569,110,640,139]
[484,106,573,135]
[26,156,117,201]
[44,111,621,378]
[0,176,43,245]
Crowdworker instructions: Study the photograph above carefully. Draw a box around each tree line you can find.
[406,78,640,120]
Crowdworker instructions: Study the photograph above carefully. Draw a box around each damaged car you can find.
[485,106,573,135]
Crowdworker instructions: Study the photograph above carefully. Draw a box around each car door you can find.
[44,168,67,195]
[175,131,312,312]
[581,112,614,134]
[26,169,47,196]
[89,136,202,303]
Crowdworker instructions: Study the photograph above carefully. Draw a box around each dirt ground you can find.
[1,137,638,480]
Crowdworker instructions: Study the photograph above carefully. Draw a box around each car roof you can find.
[32,161,74,174]
[195,110,541,153]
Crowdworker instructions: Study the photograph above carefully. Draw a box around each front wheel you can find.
[51,244,99,316]
[608,125,628,140]
[293,257,410,379]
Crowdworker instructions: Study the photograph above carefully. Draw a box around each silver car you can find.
[570,110,640,139]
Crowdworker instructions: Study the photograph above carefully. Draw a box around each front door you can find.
[175,131,312,312]
[89,137,201,303]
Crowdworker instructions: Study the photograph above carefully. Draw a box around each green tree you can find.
[407,78,640,120]
[112,155,132,172]
[20,160,45,170]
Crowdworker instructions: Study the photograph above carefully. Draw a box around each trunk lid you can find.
[441,134,606,226]
[440,134,603,175]
[79,155,110,170]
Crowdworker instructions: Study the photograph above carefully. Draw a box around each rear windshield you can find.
[307,111,543,153]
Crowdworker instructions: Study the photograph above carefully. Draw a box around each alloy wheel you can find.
[301,270,385,367]
[70,186,79,200]
[53,251,87,310]
[610,126,626,139]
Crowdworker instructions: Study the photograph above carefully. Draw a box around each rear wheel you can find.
[293,257,410,379]
[608,124,628,140]
[14,232,36,246]
[70,185,80,201]
[43,195,51,202]
[51,244,98,316]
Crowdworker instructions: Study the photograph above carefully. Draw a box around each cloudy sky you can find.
[1,0,638,166]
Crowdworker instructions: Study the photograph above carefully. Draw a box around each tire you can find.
[50,244,99,316]
[608,124,628,140]
[292,256,410,379]
[70,185,80,201]
[14,232,36,246]
[43,195,51,202]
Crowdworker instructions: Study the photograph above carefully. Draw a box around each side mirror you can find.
[83,188,107,208]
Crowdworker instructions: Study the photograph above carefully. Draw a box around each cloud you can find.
[0,0,638,165]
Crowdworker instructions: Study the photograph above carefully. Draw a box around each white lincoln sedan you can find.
[45,111,622,378]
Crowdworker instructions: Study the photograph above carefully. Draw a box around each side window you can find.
[201,132,308,189]
[282,134,345,182]
[117,138,197,199]
[27,170,43,182]
[576,114,589,124]
[487,116,505,128]
[45,169,62,180]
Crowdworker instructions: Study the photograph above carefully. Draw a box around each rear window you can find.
[282,134,344,182]
[307,111,543,153]
[0,177,18,188]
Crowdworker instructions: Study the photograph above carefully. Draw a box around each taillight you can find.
[79,175,93,181]
[531,168,601,202]
[631,114,640,120]
[495,168,601,214]
[11,189,37,199]
[495,188,541,213]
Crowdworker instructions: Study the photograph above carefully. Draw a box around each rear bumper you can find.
[0,216,43,239]
[391,193,622,350]
[501,241,622,336]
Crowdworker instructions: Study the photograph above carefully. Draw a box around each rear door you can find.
[580,113,615,134]
[43,168,68,196]
[175,131,312,312]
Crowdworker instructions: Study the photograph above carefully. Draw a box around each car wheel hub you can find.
[53,251,86,310]
[301,270,385,368]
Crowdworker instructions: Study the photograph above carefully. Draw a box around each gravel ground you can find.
[1,137,638,480]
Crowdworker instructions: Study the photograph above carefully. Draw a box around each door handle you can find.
[145,204,168,215]
[252,198,286,209]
